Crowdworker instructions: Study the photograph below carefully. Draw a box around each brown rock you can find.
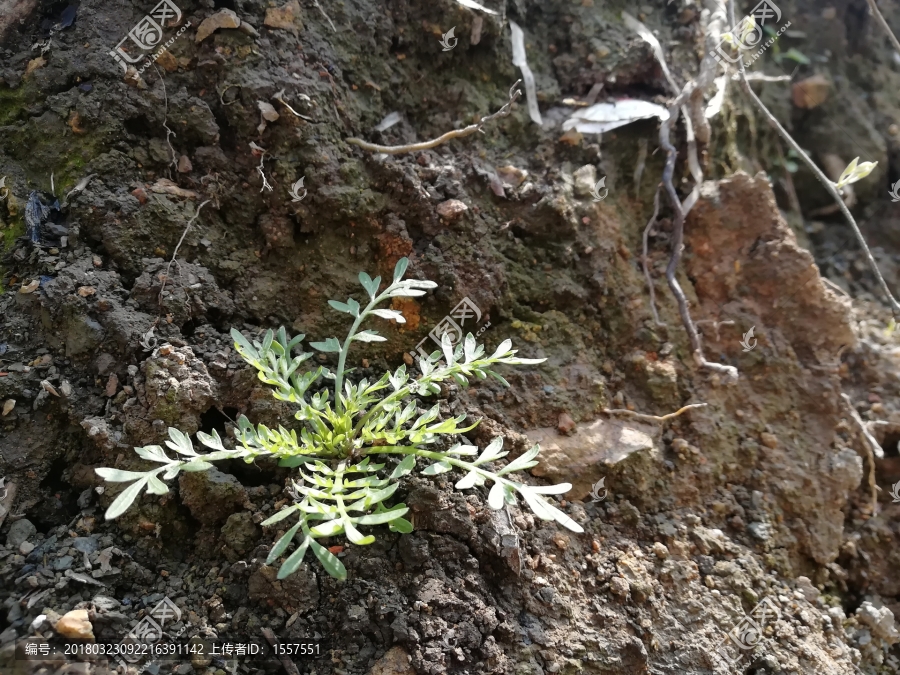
[177,155,193,173]
[105,373,119,398]
[179,469,248,526]
[367,646,415,675]
[760,432,779,449]
[258,213,294,249]
[55,609,95,640]
[527,417,657,500]
[264,0,302,33]
[155,49,178,72]
[792,75,830,109]
[77,286,96,297]
[557,412,576,434]
[436,199,468,221]
[131,187,148,204]
[248,563,319,612]
[196,9,241,42]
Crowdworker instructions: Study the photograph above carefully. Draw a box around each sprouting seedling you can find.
[835,157,878,190]
[96,258,583,581]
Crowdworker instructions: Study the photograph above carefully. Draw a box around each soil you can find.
[3,1,900,674]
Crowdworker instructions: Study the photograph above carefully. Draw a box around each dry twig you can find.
[641,184,665,327]
[158,200,212,307]
[346,81,522,154]
[602,403,708,424]
[841,393,882,515]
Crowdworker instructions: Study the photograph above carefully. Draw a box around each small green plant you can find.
[96,258,582,580]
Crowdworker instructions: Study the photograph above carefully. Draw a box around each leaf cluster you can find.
[97,258,582,580]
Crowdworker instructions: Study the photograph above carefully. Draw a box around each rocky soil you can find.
[4,0,900,674]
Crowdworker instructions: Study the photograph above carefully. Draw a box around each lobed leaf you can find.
[310,337,342,353]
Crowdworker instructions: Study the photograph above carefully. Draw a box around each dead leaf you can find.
[196,9,241,42]
[77,286,96,297]
[563,99,670,134]
[2,399,14,416]
[19,279,39,294]
[264,0,302,32]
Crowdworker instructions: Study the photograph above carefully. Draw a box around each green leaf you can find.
[197,429,225,451]
[488,371,510,387]
[422,460,452,475]
[487,482,505,509]
[476,437,507,464]
[267,521,303,563]
[262,506,299,526]
[328,299,359,316]
[455,471,481,490]
[310,539,347,580]
[277,536,311,579]
[782,47,810,64]
[309,337,342,353]
[146,475,169,495]
[370,309,406,323]
[135,445,171,463]
[359,271,381,298]
[310,519,344,537]
[345,521,376,545]
[528,483,572,495]
[231,328,260,361]
[389,455,416,479]
[96,468,149,482]
[497,444,541,476]
[354,506,410,525]
[262,329,274,354]
[441,332,455,365]
[393,257,409,282]
[388,517,413,533]
[180,460,215,472]
[165,428,196,456]
[105,478,148,519]
[353,330,387,343]
[278,455,311,468]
